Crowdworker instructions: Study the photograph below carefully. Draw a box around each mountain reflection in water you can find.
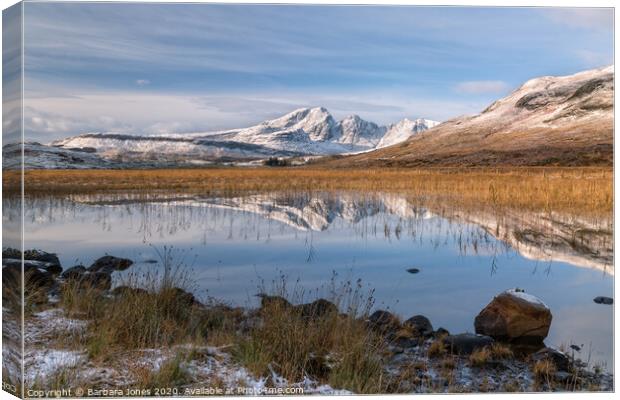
[59,191,612,274]
[4,190,613,369]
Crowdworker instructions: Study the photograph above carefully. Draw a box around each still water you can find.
[6,191,614,369]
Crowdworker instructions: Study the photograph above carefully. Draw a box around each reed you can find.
[4,167,612,215]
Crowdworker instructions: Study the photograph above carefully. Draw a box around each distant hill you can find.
[325,66,613,167]
[3,108,438,169]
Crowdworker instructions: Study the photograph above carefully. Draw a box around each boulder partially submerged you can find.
[474,289,552,345]
[593,296,613,305]
[88,255,133,274]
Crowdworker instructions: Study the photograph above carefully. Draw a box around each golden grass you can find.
[4,167,612,215]
[469,347,492,367]
[233,277,389,394]
[427,339,448,358]
[533,359,557,386]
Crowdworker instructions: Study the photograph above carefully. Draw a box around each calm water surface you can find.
[6,191,614,370]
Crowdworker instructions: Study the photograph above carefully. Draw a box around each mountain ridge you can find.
[4,108,438,168]
[325,65,613,167]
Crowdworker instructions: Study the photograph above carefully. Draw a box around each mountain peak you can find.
[48,106,439,167]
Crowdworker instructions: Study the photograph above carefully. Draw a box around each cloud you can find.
[22,85,488,143]
[136,79,151,86]
[574,49,613,69]
[454,80,509,95]
[544,8,613,32]
[23,106,133,140]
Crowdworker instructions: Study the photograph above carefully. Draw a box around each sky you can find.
[3,3,615,142]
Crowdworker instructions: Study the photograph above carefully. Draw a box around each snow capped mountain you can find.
[17,107,437,168]
[2,142,112,169]
[336,115,387,148]
[337,65,614,167]
[377,118,440,148]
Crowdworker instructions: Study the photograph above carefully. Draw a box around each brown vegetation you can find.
[4,167,612,216]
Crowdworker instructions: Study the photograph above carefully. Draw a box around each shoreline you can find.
[2,248,614,394]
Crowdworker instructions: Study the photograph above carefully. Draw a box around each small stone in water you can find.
[593,296,613,305]
[407,268,420,274]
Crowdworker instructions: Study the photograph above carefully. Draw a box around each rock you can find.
[61,265,87,280]
[403,315,434,337]
[256,294,292,310]
[531,347,571,372]
[79,272,112,291]
[165,287,201,306]
[554,371,573,383]
[296,298,338,318]
[2,248,21,260]
[2,258,62,275]
[434,327,450,338]
[111,286,149,297]
[23,249,61,270]
[569,344,582,352]
[392,329,420,348]
[474,289,552,345]
[88,256,133,274]
[367,310,401,334]
[443,333,494,355]
[406,268,420,274]
[1,262,52,303]
[593,296,613,305]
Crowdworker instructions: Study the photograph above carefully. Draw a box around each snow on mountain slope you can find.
[334,65,613,167]
[46,107,438,167]
[336,115,387,148]
[2,142,112,169]
[377,118,440,148]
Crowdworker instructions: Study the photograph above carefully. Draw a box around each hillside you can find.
[22,108,437,168]
[326,66,613,167]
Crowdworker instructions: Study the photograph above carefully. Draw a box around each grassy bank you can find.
[3,167,613,215]
[15,267,611,394]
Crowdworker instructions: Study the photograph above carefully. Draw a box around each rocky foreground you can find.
[2,249,614,395]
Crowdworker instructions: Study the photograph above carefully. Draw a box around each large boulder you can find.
[88,256,133,274]
[443,333,494,355]
[474,289,552,345]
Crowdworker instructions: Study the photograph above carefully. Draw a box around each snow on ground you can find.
[24,349,85,385]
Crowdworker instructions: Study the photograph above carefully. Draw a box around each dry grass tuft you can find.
[489,343,514,360]
[469,347,492,367]
[233,277,388,394]
[533,359,557,385]
[427,339,447,358]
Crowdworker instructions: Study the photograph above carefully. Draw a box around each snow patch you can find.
[506,289,549,309]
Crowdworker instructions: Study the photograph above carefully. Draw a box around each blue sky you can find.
[12,3,615,141]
